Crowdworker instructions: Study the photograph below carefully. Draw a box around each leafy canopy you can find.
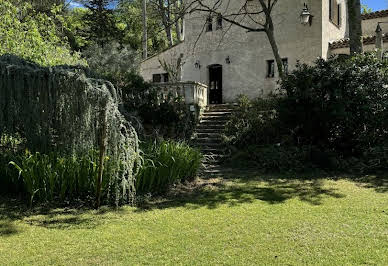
[0,0,85,66]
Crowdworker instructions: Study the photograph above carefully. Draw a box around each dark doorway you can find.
[209,65,222,104]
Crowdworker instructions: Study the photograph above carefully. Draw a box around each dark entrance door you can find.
[209,65,222,104]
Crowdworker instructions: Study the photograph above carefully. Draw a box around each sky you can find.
[67,1,118,9]
[66,0,387,11]
[361,0,387,11]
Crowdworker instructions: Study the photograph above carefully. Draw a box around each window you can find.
[162,73,169,83]
[337,4,341,26]
[282,58,288,75]
[266,60,275,78]
[329,0,333,21]
[152,74,161,83]
[206,16,213,32]
[216,15,223,30]
[329,0,341,27]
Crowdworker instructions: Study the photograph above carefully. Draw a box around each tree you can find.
[142,0,148,59]
[347,0,363,54]
[361,4,372,14]
[147,0,185,47]
[0,0,85,66]
[80,0,120,46]
[191,0,284,78]
[116,0,169,55]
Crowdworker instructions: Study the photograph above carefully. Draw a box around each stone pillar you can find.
[376,23,383,61]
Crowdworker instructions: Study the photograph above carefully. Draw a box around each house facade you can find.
[140,0,388,104]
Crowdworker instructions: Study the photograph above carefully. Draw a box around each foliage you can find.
[0,55,140,206]
[224,54,388,173]
[0,0,85,66]
[361,4,372,14]
[5,150,111,205]
[136,140,202,194]
[279,54,388,155]
[116,0,169,54]
[120,73,197,139]
[224,95,285,147]
[83,41,140,85]
[226,145,315,173]
[81,0,121,46]
[64,7,91,51]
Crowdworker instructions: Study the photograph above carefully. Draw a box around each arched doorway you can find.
[208,64,222,104]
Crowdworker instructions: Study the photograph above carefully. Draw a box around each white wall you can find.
[321,0,348,59]
[141,0,325,102]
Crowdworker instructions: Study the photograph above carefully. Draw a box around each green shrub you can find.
[0,0,85,66]
[1,148,127,206]
[279,54,388,154]
[226,145,315,173]
[120,73,197,139]
[136,140,202,194]
[224,95,287,147]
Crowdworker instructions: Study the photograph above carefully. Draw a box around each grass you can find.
[0,173,387,265]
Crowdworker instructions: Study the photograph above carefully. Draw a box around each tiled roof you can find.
[329,34,388,49]
[362,10,388,20]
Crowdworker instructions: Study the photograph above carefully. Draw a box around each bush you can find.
[224,54,388,173]
[226,145,316,173]
[0,146,124,206]
[120,73,198,139]
[224,95,286,147]
[279,54,388,154]
[136,140,202,194]
[0,0,85,66]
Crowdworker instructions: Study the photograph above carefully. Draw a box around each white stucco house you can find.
[140,0,388,104]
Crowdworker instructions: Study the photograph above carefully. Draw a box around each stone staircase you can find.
[192,104,236,176]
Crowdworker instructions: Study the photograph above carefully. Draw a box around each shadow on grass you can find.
[1,171,386,235]
[0,198,125,235]
[350,173,388,193]
[137,173,346,212]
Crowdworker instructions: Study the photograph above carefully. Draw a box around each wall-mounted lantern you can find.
[194,60,201,69]
[225,56,231,64]
[300,3,313,26]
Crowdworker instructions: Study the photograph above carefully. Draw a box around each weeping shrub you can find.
[136,140,202,194]
[0,55,140,206]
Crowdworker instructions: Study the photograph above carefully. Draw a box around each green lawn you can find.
[1,173,387,265]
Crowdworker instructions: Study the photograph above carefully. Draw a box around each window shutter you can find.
[338,4,341,26]
[329,0,334,21]
[333,0,339,25]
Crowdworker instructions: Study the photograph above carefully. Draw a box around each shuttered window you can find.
[329,0,341,27]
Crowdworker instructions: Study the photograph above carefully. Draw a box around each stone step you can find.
[195,132,222,138]
[207,109,235,113]
[200,147,225,154]
[202,112,232,116]
[201,167,233,177]
[194,137,222,144]
[195,142,224,148]
[196,124,225,130]
[200,116,229,120]
[208,104,237,108]
[199,120,227,126]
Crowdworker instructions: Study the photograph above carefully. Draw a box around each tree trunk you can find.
[142,0,148,59]
[347,0,363,54]
[264,10,283,78]
[158,0,174,46]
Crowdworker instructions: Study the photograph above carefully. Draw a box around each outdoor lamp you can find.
[300,3,313,26]
[194,60,201,69]
[225,56,231,64]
